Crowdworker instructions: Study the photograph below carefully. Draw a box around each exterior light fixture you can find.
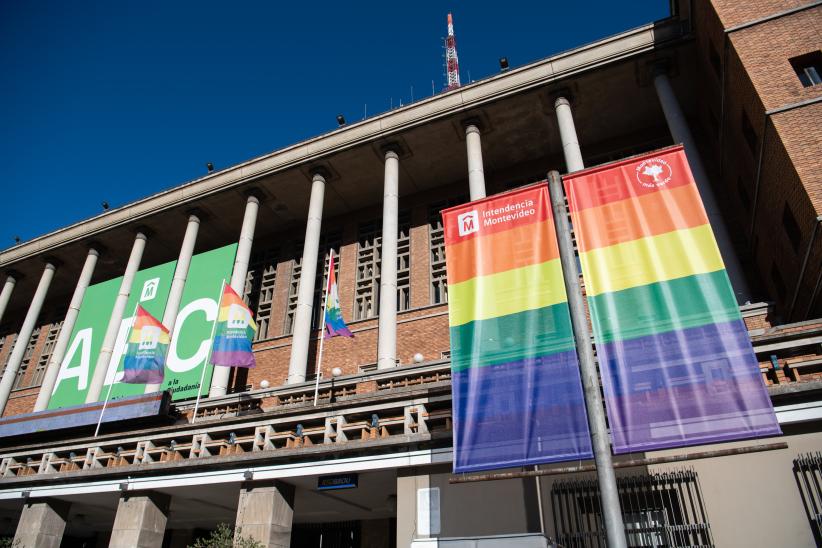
[336,115,346,126]
[499,57,509,71]
[206,163,214,173]
[101,201,110,210]
[243,470,254,481]
[413,353,424,363]
[331,367,342,378]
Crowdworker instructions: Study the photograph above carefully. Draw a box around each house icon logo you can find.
[227,304,248,329]
[138,326,161,350]
[140,278,160,302]
[635,158,672,188]
[457,211,479,237]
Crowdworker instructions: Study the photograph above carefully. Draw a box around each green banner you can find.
[48,244,237,408]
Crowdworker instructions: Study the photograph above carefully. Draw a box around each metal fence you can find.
[551,470,713,547]
[794,452,822,546]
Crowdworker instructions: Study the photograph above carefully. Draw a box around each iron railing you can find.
[794,452,822,545]
[551,470,713,547]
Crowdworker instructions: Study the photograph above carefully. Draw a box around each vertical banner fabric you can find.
[48,243,237,408]
[442,185,593,473]
[564,145,781,453]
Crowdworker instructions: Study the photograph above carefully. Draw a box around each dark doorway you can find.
[291,520,361,548]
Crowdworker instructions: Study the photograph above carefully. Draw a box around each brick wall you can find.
[697,1,822,317]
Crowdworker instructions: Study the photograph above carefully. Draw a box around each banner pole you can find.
[548,171,628,548]
[313,250,333,406]
[94,302,140,437]
[192,279,225,423]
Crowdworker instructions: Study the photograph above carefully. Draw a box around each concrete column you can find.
[145,214,200,393]
[34,247,100,411]
[464,123,487,200]
[86,232,147,403]
[653,70,750,301]
[0,262,56,414]
[210,195,260,396]
[377,150,400,370]
[12,498,71,548]
[109,491,170,548]
[286,174,326,385]
[554,96,585,173]
[0,274,16,326]
[235,480,295,548]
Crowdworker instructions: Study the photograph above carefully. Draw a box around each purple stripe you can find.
[598,319,781,453]
[452,350,592,472]
[212,350,256,368]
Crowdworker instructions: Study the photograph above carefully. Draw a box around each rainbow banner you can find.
[122,305,169,384]
[564,145,780,453]
[211,285,257,368]
[442,185,592,473]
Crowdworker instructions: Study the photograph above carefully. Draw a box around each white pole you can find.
[192,279,225,423]
[94,302,139,437]
[313,250,333,406]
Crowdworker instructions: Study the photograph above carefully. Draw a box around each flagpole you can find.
[313,250,333,406]
[95,302,140,437]
[192,279,225,423]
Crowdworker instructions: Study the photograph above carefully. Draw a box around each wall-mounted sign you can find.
[317,473,359,490]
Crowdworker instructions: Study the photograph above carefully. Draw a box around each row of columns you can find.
[0,70,743,413]
[12,479,295,548]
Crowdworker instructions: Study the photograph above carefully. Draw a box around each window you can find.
[738,177,751,209]
[31,321,62,386]
[741,111,758,155]
[353,213,410,320]
[284,230,342,334]
[771,263,787,300]
[0,334,17,381]
[13,327,40,390]
[428,197,467,304]
[790,51,822,87]
[709,42,722,78]
[782,203,802,252]
[552,471,714,547]
[245,246,280,341]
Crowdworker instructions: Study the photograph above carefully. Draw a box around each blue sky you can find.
[0,1,669,246]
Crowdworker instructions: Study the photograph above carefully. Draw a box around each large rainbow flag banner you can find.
[442,185,592,473]
[211,285,257,368]
[564,145,780,453]
[122,305,169,384]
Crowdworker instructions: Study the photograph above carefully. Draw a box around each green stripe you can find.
[588,269,740,344]
[449,303,576,372]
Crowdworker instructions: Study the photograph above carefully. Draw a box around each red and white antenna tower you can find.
[444,13,461,90]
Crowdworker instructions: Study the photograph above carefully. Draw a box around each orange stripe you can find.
[445,218,559,285]
[572,182,709,253]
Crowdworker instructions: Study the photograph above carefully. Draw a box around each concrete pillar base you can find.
[236,480,295,548]
[109,491,170,548]
[13,498,71,548]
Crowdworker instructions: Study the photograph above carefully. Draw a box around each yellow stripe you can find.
[448,259,567,327]
[580,224,725,297]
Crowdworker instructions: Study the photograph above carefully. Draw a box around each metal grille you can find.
[31,321,62,386]
[284,230,343,334]
[794,452,822,545]
[13,327,41,390]
[354,212,410,320]
[245,246,280,340]
[552,470,713,547]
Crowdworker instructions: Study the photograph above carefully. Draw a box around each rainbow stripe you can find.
[122,305,169,384]
[211,285,257,368]
[565,145,780,453]
[443,185,592,472]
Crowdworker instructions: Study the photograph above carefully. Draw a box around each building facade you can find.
[0,1,821,546]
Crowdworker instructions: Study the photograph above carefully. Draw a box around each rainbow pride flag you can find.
[324,252,353,339]
[122,305,169,384]
[442,185,592,473]
[211,284,257,368]
[565,145,780,453]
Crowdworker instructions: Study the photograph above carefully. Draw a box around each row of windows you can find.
[0,317,64,393]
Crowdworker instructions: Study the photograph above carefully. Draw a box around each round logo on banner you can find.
[635,157,672,188]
